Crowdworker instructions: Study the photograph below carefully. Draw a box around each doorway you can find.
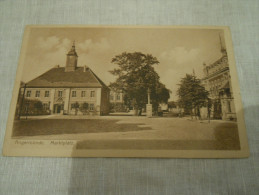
[54,104,64,114]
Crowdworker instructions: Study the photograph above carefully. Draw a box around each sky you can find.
[22,27,226,101]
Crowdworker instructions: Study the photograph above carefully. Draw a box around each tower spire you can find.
[219,33,227,56]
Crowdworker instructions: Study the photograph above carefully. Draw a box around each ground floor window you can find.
[227,101,231,113]
[71,103,75,109]
[43,103,49,110]
[71,103,79,110]
[89,103,94,111]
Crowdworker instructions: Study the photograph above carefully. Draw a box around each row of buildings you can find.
[165,36,236,121]
[17,37,236,120]
[200,36,236,121]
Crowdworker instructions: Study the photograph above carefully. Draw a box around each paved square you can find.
[13,115,240,150]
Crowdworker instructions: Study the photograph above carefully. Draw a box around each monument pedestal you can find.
[146,104,152,117]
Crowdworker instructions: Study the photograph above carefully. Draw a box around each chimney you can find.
[83,65,88,72]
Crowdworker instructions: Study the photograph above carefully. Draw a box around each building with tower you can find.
[201,35,236,120]
[19,42,110,116]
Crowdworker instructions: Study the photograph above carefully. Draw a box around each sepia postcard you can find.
[2,25,249,158]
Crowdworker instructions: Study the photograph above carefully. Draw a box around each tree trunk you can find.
[197,106,201,120]
[138,108,142,116]
[134,108,138,116]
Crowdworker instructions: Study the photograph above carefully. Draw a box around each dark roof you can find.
[26,67,108,88]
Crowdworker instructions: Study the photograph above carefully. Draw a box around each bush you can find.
[19,99,50,116]
[110,102,127,112]
[80,102,89,115]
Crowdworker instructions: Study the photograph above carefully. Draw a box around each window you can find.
[90,91,95,97]
[45,91,49,97]
[116,94,120,100]
[26,90,31,97]
[43,103,49,110]
[35,90,40,97]
[72,91,76,97]
[58,91,63,97]
[81,91,86,97]
[110,95,114,100]
[227,101,231,112]
[89,104,94,111]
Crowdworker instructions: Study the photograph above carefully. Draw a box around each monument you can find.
[146,88,152,117]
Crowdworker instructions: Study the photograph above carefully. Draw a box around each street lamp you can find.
[25,102,29,120]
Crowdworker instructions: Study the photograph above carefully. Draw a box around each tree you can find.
[34,101,43,115]
[109,52,170,115]
[74,102,79,115]
[177,74,208,119]
[207,98,212,123]
[17,98,48,116]
[80,102,89,115]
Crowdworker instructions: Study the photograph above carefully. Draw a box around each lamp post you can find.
[18,84,27,120]
[25,102,29,120]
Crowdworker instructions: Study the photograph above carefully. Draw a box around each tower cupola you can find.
[65,41,78,72]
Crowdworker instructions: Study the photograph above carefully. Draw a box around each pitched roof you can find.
[26,67,108,88]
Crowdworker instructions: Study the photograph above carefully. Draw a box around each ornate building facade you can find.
[19,43,110,116]
[201,36,236,120]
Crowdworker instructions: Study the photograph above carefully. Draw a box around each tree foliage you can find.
[80,102,89,115]
[18,98,49,116]
[177,74,208,117]
[109,52,170,113]
[74,101,79,115]
[168,101,177,109]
